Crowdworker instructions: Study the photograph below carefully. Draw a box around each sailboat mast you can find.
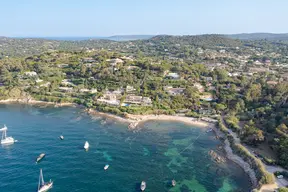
[2,130,6,140]
[41,169,45,185]
[38,169,41,190]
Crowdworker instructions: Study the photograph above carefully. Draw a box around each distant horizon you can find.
[6,32,288,38]
[1,0,288,37]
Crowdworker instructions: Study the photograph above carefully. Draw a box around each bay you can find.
[0,104,251,192]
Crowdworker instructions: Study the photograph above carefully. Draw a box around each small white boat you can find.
[104,164,109,170]
[59,135,64,140]
[36,153,46,163]
[141,181,146,191]
[84,141,89,150]
[38,169,53,192]
[172,179,176,187]
[1,125,15,145]
[206,128,213,133]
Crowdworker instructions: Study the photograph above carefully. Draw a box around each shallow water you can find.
[0,104,251,192]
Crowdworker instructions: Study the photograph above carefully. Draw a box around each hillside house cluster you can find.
[106,58,124,66]
[24,71,37,76]
[164,86,185,96]
[166,73,180,79]
[124,95,152,105]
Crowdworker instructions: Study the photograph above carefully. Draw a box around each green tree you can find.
[242,120,265,144]
[245,84,262,102]
[278,137,288,168]
[215,103,227,112]
[276,123,288,137]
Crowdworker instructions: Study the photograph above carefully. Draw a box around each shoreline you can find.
[0,99,211,129]
[213,127,258,188]
[0,99,258,189]
[0,98,76,107]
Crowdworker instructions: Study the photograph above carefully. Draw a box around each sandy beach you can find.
[86,109,212,130]
[128,114,211,127]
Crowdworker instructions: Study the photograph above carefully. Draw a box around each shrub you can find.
[217,117,229,135]
[225,115,240,132]
[185,111,200,118]
[279,188,288,192]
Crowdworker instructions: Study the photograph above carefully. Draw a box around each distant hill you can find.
[149,34,242,48]
[0,35,245,57]
[1,33,288,57]
[105,35,154,41]
[226,33,288,41]
[16,35,155,41]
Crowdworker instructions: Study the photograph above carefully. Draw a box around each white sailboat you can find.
[38,169,53,192]
[1,125,15,145]
[84,141,89,150]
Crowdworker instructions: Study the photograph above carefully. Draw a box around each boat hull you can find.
[141,181,146,191]
[36,154,46,163]
[84,141,89,150]
[1,137,15,145]
[38,182,53,192]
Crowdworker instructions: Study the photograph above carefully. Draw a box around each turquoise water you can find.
[0,104,251,192]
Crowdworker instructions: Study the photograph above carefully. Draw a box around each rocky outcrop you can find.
[209,150,226,163]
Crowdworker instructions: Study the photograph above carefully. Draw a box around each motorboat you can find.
[59,135,64,140]
[36,153,46,163]
[38,169,53,192]
[104,164,109,170]
[1,125,15,145]
[140,181,146,191]
[171,179,176,187]
[84,141,89,150]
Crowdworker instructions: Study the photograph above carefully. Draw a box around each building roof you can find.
[166,73,180,79]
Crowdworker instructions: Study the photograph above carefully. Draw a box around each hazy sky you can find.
[1,0,287,37]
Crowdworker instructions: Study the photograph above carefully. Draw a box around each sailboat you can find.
[38,169,53,192]
[1,125,15,145]
[84,141,89,150]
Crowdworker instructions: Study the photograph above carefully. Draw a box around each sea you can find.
[0,104,251,192]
